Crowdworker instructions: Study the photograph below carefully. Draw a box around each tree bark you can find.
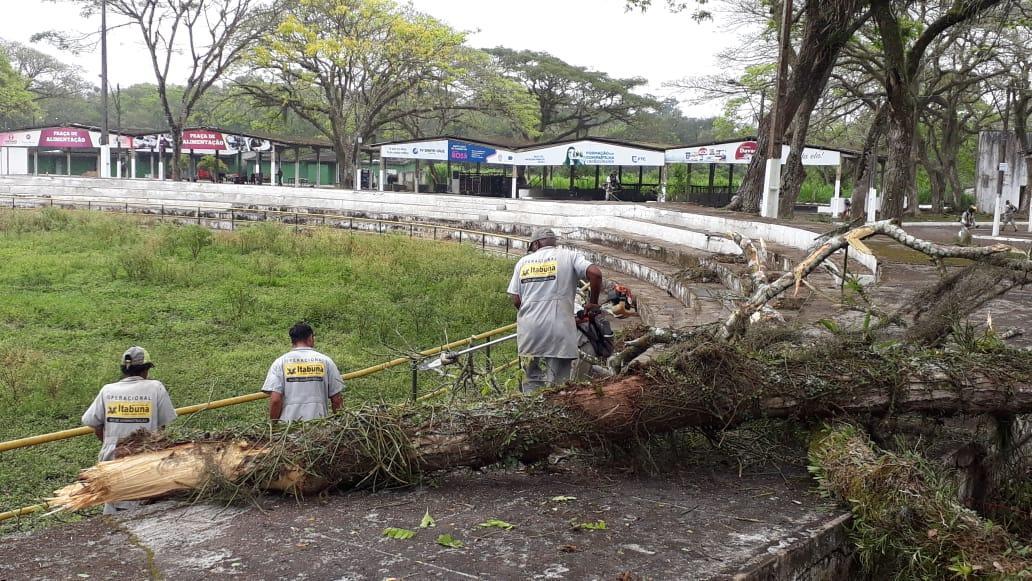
[734,0,868,215]
[851,105,888,220]
[48,343,1032,513]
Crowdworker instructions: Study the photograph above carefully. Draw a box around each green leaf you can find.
[420,508,436,528]
[383,527,416,540]
[573,520,607,531]
[550,495,577,502]
[478,519,515,530]
[436,533,464,548]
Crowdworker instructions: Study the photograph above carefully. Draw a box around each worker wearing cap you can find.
[508,228,603,392]
[262,322,344,421]
[82,346,177,514]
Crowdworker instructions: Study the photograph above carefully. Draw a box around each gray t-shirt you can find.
[82,377,177,462]
[262,347,344,422]
[507,246,592,358]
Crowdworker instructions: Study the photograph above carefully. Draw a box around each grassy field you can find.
[0,208,517,529]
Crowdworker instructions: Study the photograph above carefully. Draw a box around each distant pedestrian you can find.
[1003,200,1018,232]
[960,205,978,230]
[262,322,344,422]
[82,346,176,514]
[276,167,284,186]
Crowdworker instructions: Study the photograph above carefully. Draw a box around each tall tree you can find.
[870,0,1006,220]
[486,48,661,141]
[0,49,39,127]
[240,0,474,187]
[46,0,274,180]
[0,41,92,107]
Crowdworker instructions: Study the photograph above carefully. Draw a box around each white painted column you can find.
[866,188,877,224]
[33,148,39,176]
[294,148,301,187]
[66,150,72,176]
[831,163,843,218]
[130,152,137,179]
[659,165,668,203]
[269,145,277,185]
[760,158,781,218]
[379,157,386,192]
[354,166,362,191]
[158,153,165,181]
[511,163,518,199]
[414,160,420,193]
[99,144,111,178]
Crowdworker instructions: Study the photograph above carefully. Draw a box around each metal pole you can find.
[410,361,419,402]
[100,0,109,146]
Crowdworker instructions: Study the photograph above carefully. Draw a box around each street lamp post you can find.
[99,0,111,178]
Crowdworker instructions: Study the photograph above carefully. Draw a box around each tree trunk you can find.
[1014,92,1031,211]
[733,0,867,215]
[169,124,183,182]
[48,341,1032,513]
[778,92,821,217]
[850,105,888,220]
[880,99,917,221]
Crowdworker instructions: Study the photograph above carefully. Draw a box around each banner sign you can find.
[517,140,664,166]
[133,130,271,154]
[0,130,41,147]
[665,140,842,166]
[39,127,94,148]
[381,139,449,161]
[446,140,516,164]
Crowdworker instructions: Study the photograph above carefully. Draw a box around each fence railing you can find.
[2,194,529,257]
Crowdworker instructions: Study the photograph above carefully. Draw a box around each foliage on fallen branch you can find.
[47,336,1032,514]
[808,424,1032,578]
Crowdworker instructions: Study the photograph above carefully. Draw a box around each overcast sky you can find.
[1,0,740,117]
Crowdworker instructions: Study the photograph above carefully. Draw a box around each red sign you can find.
[735,141,758,161]
[181,130,227,150]
[39,128,93,148]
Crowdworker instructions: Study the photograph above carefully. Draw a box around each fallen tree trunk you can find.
[49,340,1032,512]
[809,424,1031,576]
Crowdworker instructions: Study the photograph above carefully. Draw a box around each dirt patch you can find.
[0,464,841,580]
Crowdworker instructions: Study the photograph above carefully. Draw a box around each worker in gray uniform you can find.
[82,346,177,514]
[507,228,603,392]
[262,322,344,421]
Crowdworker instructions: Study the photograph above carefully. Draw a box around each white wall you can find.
[0,148,29,175]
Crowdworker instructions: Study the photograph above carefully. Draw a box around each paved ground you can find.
[0,463,839,581]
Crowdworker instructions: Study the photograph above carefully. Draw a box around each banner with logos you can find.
[517,140,664,166]
[446,139,516,164]
[132,130,272,154]
[665,140,842,166]
[0,128,134,149]
[380,139,449,161]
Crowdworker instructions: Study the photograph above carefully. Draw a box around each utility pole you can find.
[760,0,793,218]
[99,0,111,178]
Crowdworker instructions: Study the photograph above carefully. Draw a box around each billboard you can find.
[517,141,664,166]
[665,140,843,166]
[133,130,272,154]
[447,140,516,164]
[380,139,449,161]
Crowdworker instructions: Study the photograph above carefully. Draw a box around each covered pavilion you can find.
[515,137,666,201]
[372,136,520,196]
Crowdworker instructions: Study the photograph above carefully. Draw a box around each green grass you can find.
[0,208,517,529]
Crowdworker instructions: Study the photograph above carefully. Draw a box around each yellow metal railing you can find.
[0,323,519,522]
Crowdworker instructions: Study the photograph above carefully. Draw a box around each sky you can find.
[0,0,742,117]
